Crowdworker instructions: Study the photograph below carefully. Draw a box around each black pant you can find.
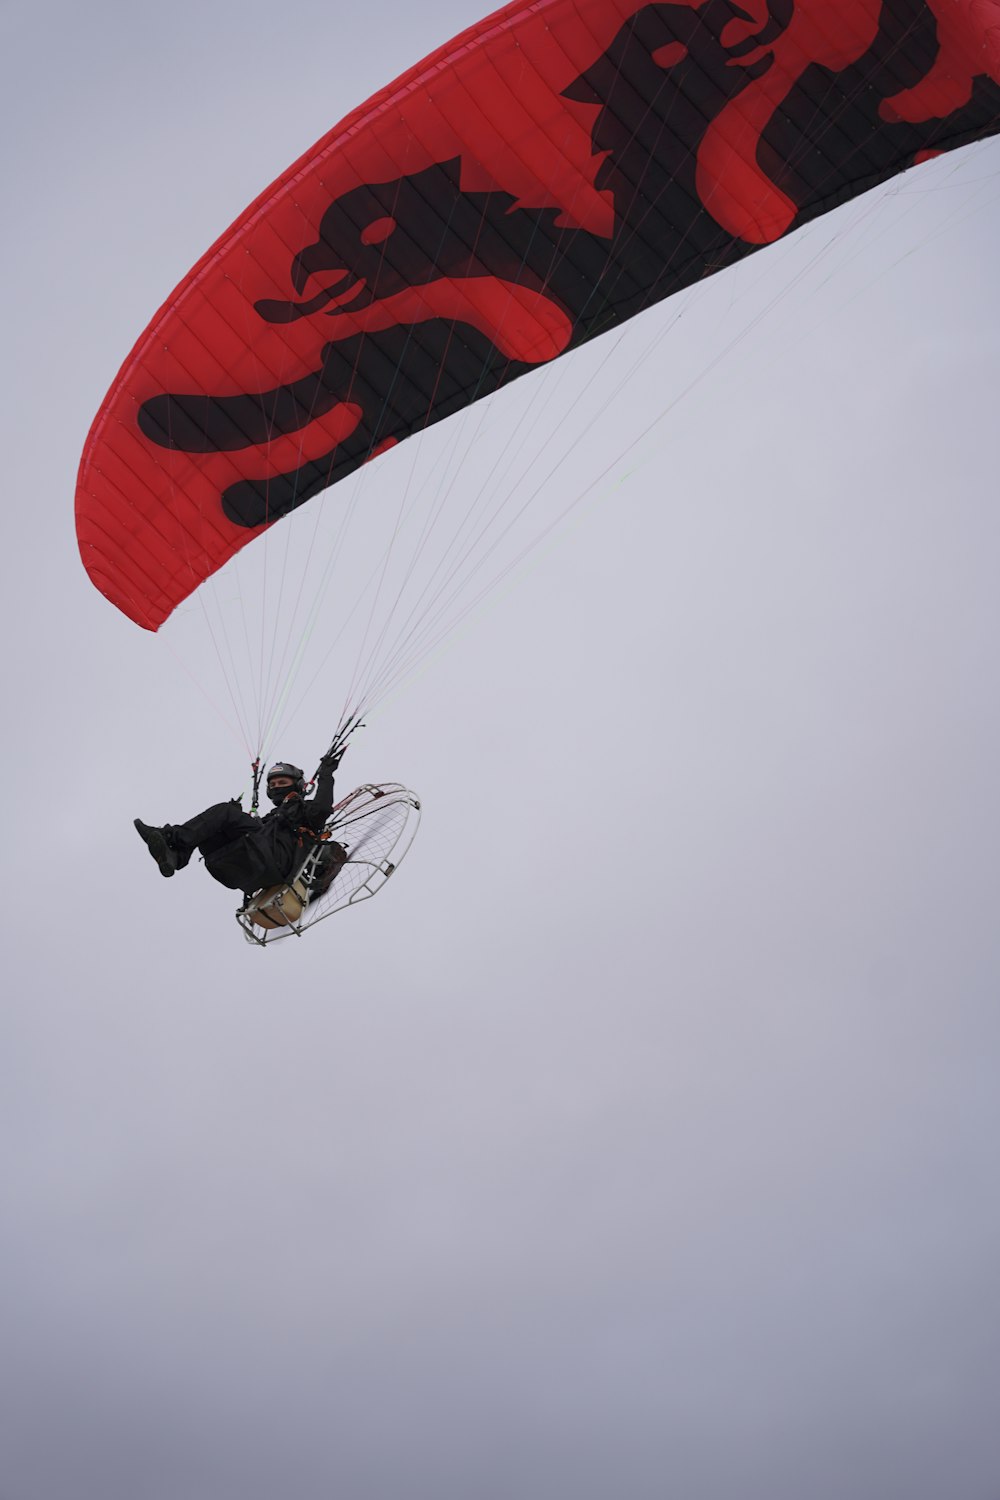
[169,802,294,892]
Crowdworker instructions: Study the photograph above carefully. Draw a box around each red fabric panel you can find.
[76,0,1000,630]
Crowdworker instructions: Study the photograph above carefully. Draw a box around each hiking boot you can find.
[134,819,179,877]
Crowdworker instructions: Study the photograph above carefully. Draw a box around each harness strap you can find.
[296,825,333,847]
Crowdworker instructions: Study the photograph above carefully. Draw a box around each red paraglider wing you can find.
[76,0,1000,630]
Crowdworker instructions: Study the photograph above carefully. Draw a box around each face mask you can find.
[266,782,299,806]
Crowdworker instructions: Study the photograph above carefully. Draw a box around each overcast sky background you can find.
[2,2,999,1497]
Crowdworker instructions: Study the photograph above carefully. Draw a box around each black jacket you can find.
[262,761,336,835]
[205,764,336,891]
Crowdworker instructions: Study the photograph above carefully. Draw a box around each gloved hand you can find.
[318,745,344,774]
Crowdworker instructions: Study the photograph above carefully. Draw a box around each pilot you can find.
[134,753,342,896]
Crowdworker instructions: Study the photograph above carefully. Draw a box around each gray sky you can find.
[2,2,999,1497]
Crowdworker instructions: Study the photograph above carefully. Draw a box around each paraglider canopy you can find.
[76,0,1000,632]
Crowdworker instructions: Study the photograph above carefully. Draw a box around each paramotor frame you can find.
[236,782,421,946]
